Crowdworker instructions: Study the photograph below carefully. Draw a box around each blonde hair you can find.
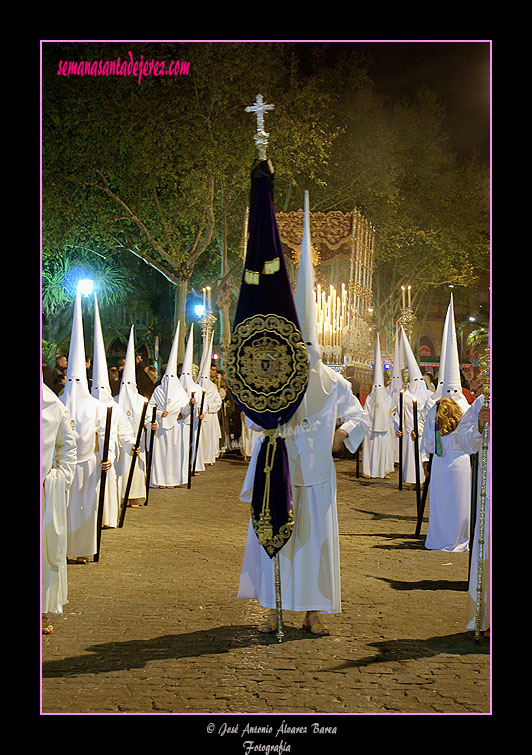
[435,397,462,436]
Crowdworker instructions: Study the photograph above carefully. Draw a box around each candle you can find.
[207,286,211,309]
[408,285,412,308]
[203,288,206,308]
[401,286,406,308]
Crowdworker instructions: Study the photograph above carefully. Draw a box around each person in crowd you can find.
[42,381,77,633]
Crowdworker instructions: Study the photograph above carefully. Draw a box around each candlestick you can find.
[401,286,406,309]
[408,285,412,308]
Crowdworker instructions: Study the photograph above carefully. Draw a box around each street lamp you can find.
[77,278,94,297]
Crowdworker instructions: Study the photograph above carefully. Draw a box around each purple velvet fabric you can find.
[229,160,309,557]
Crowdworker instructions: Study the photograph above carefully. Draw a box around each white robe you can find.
[147,376,190,487]
[455,396,490,630]
[116,387,149,504]
[200,380,222,464]
[61,393,109,559]
[237,369,370,614]
[243,414,262,459]
[362,389,395,478]
[100,402,136,528]
[42,384,77,615]
[392,389,426,484]
[420,397,471,552]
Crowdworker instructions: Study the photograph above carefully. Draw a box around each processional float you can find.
[226,95,310,642]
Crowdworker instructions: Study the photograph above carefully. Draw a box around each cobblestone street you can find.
[41,453,490,729]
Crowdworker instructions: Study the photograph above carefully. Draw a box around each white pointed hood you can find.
[294,191,321,367]
[432,295,452,403]
[62,287,92,414]
[370,333,392,432]
[197,330,219,406]
[150,322,188,429]
[91,293,114,405]
[441,294,469,410]
[61,289,104,458]
[198,330,214,386]
[387,323,404,403]
[401,326,431,405]
[117,325,147,424]
[179,324,203,398]
[292,191,333,421]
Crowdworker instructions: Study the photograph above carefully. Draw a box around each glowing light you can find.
[195,304,206,317]
[212,353,219,360]
[77,279,94,297]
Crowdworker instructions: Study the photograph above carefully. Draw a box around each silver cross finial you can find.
[245,94,274,160]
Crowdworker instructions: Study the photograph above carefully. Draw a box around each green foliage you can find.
[41,41,489,342]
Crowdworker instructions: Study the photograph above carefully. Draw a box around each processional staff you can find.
[144,405,157,506]
[474,380,490,644]
[94,404,113,563]
[187,392,196,489]
[118,398,149,528]
[469,451,479,577]
[248,94,284,644]
[416,453,432,537]
[412,399,422,524]
[192,390,206,479]
[398,390,404,491]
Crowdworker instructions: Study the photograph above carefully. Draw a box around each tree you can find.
[42,248,134,365]
[42,41,336,361]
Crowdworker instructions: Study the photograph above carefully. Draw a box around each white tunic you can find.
[147,376,190,487]
[60,390,109,558]
[243,414,262,459]
[100,401,136,528]
[420,398,471,552]
[237,368,370,613]
[392,390,426,484]
[117,383,149,504]
[455,396,490,630]
[42,384,77,615]
[362,389,395,478]
[199,380,222,464]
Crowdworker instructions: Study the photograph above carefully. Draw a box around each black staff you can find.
[118,399,149,528]
[412,398,422,522]
[398,390,404,490]
[94,404,113,563]
[192,389,206,478]
[187,392,195,489]
[468,452,479,577]
[416,452,432,536]
[144,405,157,506]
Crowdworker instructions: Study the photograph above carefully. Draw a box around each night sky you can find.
[350,41,491,164]
[293,39,491,165]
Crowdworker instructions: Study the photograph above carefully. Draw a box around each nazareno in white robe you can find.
[42,383,77,615]
[61,386,109,559]
[147,376,190,487]
[199,379,222,465]
[116,384,149,504]
[362,387,395,479]
[100,400,136,527]
[392,389,427,484]
[420,396,472,552]
[237,367,370,614]
[455,395,490,631]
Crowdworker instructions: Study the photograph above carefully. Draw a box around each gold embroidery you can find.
[244,269,260,285]
[226,314,309,414]
[252,505,295,556]
[262,257,280,274]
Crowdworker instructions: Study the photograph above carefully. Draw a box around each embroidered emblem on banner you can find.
[226,314,309,414]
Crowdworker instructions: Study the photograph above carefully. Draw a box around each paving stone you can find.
[41,455,490,720]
